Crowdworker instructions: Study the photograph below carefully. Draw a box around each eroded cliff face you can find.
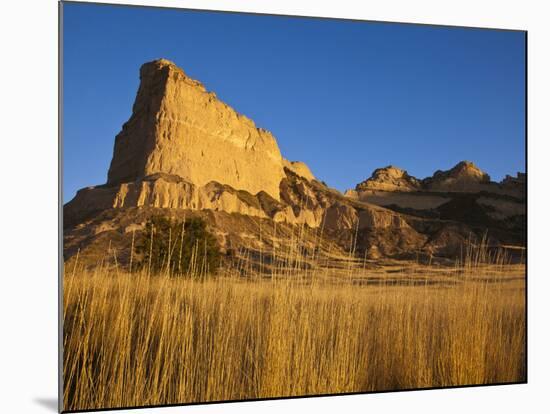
[107,59,286,200]
[65,167,410,233]
[64,60,525,266]
[64,167,434,266]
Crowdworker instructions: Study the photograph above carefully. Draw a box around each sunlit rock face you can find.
[283,159,316,181]
[63,60,526,264]
[355,166,421,192]
[107,59,286,200]
[422,161,491,192]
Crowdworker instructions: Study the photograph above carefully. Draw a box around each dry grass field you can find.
[63,253,525,411]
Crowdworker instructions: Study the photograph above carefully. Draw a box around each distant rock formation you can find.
[423,161,491,192]
[500,172,526,194]
[355,166,421,192]
[351,161,525,198]
[346,161,525,248]
[107,59,286,200]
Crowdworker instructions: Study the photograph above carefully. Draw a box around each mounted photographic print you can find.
[60,1,527,412]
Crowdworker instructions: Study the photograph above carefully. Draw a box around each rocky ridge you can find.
[347,162,525,251]
[64,59,526,268]
[353,161,524,197]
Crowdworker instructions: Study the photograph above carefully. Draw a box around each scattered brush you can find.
[62,217,526,411]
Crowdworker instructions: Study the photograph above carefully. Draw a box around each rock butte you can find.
[107,59,298,201]
[64,59,526,264]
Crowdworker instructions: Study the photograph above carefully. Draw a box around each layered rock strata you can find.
[64,59,525,265]
[107,59,286,200]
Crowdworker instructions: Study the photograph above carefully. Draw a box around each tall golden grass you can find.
[63,256,525,411]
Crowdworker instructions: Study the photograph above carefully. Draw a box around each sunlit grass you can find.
[63,261,525,411]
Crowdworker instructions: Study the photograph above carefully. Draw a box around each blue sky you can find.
[62,2,525,202]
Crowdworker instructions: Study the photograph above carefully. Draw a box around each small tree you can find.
[136,216,221,278]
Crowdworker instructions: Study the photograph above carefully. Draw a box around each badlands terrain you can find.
[62,59,526,411]
[63,60,525,271]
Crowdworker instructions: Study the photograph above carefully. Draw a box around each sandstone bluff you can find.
[107,59,286,200]
[64,59,526,267]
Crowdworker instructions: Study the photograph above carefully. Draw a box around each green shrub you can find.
[136,216,221,278]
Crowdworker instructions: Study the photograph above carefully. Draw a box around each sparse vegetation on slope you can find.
[135,216,221,277]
